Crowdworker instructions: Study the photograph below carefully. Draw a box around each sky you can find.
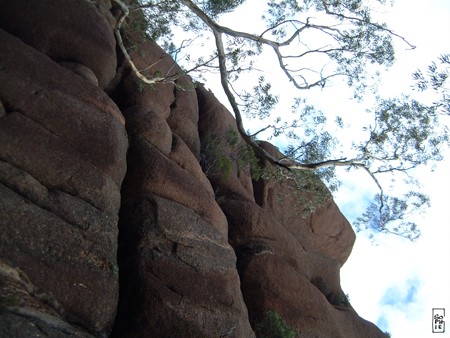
[336,1,450,337]
[339,154,450,337]
[167,0,450,336]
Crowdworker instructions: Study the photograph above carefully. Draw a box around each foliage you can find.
[413,53,450,115]
[354,192,429,241]
[263,166,334,216]
[349,56,449,239]
[200,0,246,17]
[200,131,234,180]
[200,129,262,181]
[328,291,351,308]
[129,0,181,43]
[254,311,296,338]
[113,0,450,240]
[201,129,332,216]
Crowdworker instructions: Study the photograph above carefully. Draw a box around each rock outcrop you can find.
[0,1,385,337]
[109,37,253,337]
[197,86,383,338]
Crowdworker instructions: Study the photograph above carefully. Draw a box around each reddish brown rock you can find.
[122,105,173,155]
[0,1,386,336]
[115,40,177,117]
[116,39,201,157]
[0,27,127,335]
[59,62,99,86]
[111,195,254,337]
[253,141,356,266]
[168,76,201,158]
[239,254,385,338]
[0,0,117,88]
[197,84,255,202]
[0,101,5,118]
[111,33,254,336]
[121,137,227,236]
[0,29,127,206]
[198,84,385,337]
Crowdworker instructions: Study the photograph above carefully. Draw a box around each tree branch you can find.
[112,0,181,85]
[321,1,416,50]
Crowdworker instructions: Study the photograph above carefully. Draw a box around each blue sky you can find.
[380,278,420,307]
[377,278,421,332]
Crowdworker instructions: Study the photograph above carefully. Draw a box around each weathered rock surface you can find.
[0,1,385,337]
[110,39,254,337]
[0,0,117,88]
[197,86,385,338]
[0,4,126,337]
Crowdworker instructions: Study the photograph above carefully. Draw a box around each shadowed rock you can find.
[0,10,127,337]
[0,0,117,88]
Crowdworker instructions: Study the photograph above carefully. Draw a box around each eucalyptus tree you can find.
[112,0,449,240]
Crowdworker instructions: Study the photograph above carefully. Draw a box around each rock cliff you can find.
[0,1,385,337]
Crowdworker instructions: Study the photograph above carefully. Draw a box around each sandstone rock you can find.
[168,134,215,195]
[307,200,357,266]
[122,105,173,155]
[0,29,127,208]
[220,170,384,338]
[239,254,385,338]
[253,141,356,266]
[0,100,5,118]
[0,257,98,338]
[0,0,117,88]
[0,311,94,338]
[115,39,202,159]
[0,1,386,336]
[114,40,176,116]
[110,31,256,335]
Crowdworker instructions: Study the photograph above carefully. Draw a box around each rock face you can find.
[0,1,385,337]
[196,87,384,338]
[0,18,126,338]
[109,37,253,337]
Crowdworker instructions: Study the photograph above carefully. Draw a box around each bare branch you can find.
[112,0,181,85]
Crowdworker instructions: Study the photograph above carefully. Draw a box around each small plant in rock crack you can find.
[258,165,334,218]
[329,292,352,308]
[200,131,234,180]
[200,129,261,181]
[254,311,296,338]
